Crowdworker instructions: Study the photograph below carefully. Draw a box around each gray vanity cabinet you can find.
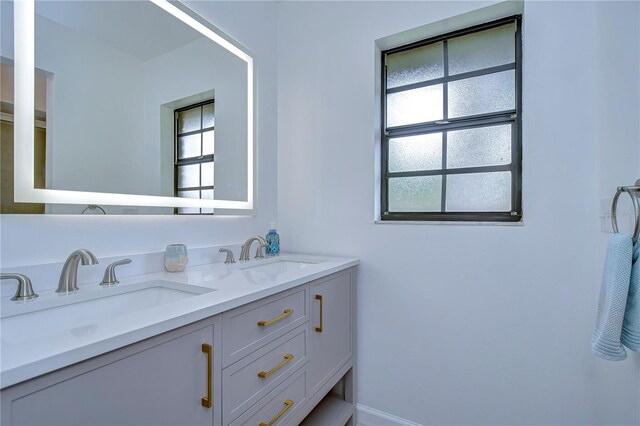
[1,267,357,426]
[0,317,222,426]
[307,270,354,398]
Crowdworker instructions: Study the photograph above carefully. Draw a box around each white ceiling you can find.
[35,1,203,62]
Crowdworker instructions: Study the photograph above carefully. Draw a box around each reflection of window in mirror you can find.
[0,62,46,214]
[174,100,215,215]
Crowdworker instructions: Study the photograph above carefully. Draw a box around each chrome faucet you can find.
[239,236,267,261]
[100,258,132,286]
[219,248,236,264]
[57,249,98,293]
[1,273,38,301]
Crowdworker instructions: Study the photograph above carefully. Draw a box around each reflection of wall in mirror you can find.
[145,37,248,204]
[32,14,149,214]
[4,7,249,214]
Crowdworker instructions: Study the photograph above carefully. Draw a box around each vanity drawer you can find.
[222,285,308,367]
[228,367,308,426]
[223,325,308,423]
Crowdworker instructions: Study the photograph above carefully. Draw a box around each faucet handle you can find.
[254,243,266,259]
[100,259,132,286]
[1,273,39,301]
[219,248,236,264]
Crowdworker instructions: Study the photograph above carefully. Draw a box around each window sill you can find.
[373,220,523,226]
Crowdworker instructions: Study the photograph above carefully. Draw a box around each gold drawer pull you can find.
[258,354,294,379]
[257,309,293,327]
[315,294,323,333]
[201,343,213,409]
[259,399,294,426]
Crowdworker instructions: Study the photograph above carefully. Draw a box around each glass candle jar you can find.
[164,244,188,272]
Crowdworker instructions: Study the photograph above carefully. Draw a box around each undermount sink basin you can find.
[1,281,214,343]
[240,260,316,274]
[235,258,319,283]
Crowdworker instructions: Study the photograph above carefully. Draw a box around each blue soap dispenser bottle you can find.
[266,222,280,256]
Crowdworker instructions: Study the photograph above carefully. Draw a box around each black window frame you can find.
[174,99,215,215]
[380,15,523,222]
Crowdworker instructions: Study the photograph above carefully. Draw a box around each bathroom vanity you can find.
[2,1,356,423]
[2,0,357,422]
[0,255,357,425]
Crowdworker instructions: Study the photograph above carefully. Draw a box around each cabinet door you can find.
[3,321,221,426]
[307,270,353,397]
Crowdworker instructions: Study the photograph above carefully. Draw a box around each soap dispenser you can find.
[265,222,280,256]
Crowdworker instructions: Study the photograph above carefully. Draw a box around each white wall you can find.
[593,1,640,424]
[277,1,639,424]
[34,14,148,197]
[0,2,278,274]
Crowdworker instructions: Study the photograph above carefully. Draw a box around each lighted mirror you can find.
[1,0,254,214]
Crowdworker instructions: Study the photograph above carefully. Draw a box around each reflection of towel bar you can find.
[81,204,106,215]
[612,179,640,244]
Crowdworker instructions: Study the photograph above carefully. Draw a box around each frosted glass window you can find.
[178,207,200,214]
[201,162,214,187]
[387,43,444,89]
[177,107,201,134]
[446,172,511,212]
[381,17,521,221]
[448,24,516,75]
[448,71,515,118]
[203,131,215,155]
[387,85,443,127]
[447,125,511,169]
[178,190,199,199]
[388,176,442,212]
[177,191,200,214]
[177,164,199,189]
[178,134,201,159]
[389,133,442,172]
[202,103,215,128]
[201,190,214,214]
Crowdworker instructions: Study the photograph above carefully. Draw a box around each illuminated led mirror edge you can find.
[13,0,255,211]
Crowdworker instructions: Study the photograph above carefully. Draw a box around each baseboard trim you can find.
[356,403,422,426]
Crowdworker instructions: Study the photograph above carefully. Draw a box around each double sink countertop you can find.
[0,253,359,389]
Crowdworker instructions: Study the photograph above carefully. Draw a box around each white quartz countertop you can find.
[0,253,358,389]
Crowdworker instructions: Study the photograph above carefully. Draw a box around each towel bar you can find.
[612,179,640,244]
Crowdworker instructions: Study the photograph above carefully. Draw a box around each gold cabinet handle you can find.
[258,354,294,379]
[315,294,323,333]
[259,399,294,426]
[257,309,293,327]
[201,343,212,408]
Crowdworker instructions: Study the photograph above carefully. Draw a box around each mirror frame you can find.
[13,0,254,211]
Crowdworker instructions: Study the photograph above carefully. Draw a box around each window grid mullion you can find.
[387,164,513,179]
[177,185,214,191]
[441,133,447,212]
[385,62,516,95]
[176,155,214,166]
[199,106,204,216]
[511,123,518,213]
[441,39,449,213]
[386,110,516,136]
[177,125,215,138]
[513,16,523,215]
[382,58,390,216]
